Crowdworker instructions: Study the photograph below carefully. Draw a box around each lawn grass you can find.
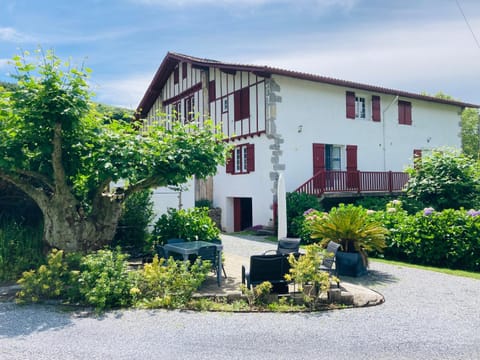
[371,257,480,280]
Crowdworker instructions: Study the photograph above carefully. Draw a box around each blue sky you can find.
[1,0,479,109]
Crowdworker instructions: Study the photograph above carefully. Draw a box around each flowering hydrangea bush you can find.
[372,200,480,271]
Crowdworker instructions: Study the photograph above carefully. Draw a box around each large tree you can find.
[0,50,228,252]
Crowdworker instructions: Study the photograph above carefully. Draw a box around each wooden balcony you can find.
[294,170,409,197]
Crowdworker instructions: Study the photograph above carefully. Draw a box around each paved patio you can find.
[195,233,384,307]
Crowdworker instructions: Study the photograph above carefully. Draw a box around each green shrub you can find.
[0,217,45,281]
[16,249,72,303]
[404,149,480,210]
[112,190,154,255]
[78,249,134,310]
[372,202,480,271]
[286,192,322,238]
[151,207,220,244]
[134,255,209,308]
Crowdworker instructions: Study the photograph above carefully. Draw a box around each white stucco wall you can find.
[150,180,195,222]
[271,75,462,192]
[213,136,274,232]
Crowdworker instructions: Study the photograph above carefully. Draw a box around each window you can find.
[234,87,250,121]
[184,95,195,123]
[325,145,341,170]
[173,101,181,120]
[226,143,255,174]
[398,100,412,125]
[355,96,366,119]
[222,97,229,113]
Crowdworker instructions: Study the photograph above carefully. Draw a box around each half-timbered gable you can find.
[138,52,478,233]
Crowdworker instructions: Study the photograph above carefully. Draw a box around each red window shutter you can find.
[312,143,326,174]
[241,87,250,119]
[174,67,179,84]
[182,63,187,79]
[346,91,355,119]
[209,80,216,103]
[404,101,412,125]
[346,145,358,171]
[399,101,412,125]
[246,144,255,173]
[372,95,381,122]
[234,87,250,121]
[226,149,234,174]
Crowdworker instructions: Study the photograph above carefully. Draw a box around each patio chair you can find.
[241,254,292,294]
[263,238,301,256]
[209,238,227,278]
[197,245,221,286]
[320,241,342,274]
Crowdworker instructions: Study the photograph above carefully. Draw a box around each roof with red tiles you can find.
[137,52,479,118]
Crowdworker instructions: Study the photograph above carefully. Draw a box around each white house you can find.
[137,52,478,232]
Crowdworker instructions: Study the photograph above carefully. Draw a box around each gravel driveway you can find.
[1,235,479,360]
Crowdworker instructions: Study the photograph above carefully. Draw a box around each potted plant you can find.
[284,244,333,305]
[307,204,388,277]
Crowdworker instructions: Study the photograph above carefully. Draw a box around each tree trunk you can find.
[41,194,123,253]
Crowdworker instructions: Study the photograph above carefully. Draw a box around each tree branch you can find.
[16,169,54,192]
[0,172,50,208]
[124,176,164,198]
[52,122,68,194]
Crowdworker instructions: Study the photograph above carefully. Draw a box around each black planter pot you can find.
[335,251,367,277]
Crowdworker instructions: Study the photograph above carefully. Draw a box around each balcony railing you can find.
[295,170,409,197]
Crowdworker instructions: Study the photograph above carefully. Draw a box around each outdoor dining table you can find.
[163,240,224,286]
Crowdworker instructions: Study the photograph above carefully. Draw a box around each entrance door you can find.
[233,197,252,232]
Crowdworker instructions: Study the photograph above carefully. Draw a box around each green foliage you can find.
[461,108,480,159]
[354,196,395,211]
[195,199,213,208]
[404,149,480,211]
[16,248,210,311]
[307,204,388,266]
[241,281,274,307]
[16,249,71,303]
[285,244,332,293]
[0,49,229,252]
[134,255,209,309]
[286,192,322,237]
[0,217,44,281]
[77,249,134,310]
[112,190,154,254]
[372,203,480,271]
[152,207,220,244]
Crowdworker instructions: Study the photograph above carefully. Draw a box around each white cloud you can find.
[92,73,154,109]
[0,27,33,42]
[247,18,480,102]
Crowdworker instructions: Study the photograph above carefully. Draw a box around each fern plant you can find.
[308,204,388,266]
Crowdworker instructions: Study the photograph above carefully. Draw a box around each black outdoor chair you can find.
[320,241,342,275]
[209,238,227,278]
[241,254,293,294]
[263,238,301,256]
[197,245,222,286]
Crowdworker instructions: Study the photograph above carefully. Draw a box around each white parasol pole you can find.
[277,172,287,240]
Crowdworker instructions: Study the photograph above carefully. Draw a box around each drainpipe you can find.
[382,95,399,171]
